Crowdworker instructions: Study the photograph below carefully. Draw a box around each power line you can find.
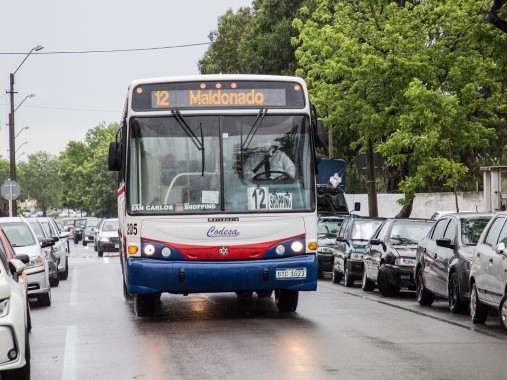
[0,42,211,55]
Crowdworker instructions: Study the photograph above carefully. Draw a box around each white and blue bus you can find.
[108,75,326,316]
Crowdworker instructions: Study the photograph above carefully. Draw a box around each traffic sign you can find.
[1,180,21,200]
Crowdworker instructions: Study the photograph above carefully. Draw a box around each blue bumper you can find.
[126,255,318,295]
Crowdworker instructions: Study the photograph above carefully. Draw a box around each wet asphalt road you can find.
[28,242,507,380]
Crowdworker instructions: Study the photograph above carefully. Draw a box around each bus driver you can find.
[243,137,295,181]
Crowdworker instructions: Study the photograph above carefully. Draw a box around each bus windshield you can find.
[127,114,315,214]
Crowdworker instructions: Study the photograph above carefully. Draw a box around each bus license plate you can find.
[276,268,307,279]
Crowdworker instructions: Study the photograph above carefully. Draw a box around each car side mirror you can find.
[496,242,506,255]
[436,238,453,248]
[336,236,346,243]
[14,253,30,265]
[40,238,55,248]
[9,259,25,278]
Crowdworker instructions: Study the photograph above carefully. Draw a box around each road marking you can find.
[70,267,78,306]
[62,325,77,380]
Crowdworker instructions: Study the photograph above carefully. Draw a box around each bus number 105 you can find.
[127,223,138,235]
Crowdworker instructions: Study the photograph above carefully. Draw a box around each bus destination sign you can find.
[131,80,305,110]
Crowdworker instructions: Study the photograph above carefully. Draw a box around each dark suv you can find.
[332,215,385,287]
[73,217,102,246]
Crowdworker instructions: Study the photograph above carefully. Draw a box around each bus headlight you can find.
[275,245,286,255]
[144,244,155,256]
[291,241,304,253]
[161,247,172,258]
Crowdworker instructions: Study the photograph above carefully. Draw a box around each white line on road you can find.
[62,325,77,380]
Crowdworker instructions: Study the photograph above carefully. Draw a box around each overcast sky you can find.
[0,0,252,161]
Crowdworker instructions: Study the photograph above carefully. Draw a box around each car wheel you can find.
[134,294,157,317]
[98,250,104,257]
[332,267,342,284]
[499,294,507,332]
[415,267,435,306]
[362,269,375,292]
[377,264,399,296]
[94,243,97,252]
[448,271,468,314]
[82,240,87,246]
[49,272,60,287]
[27,302,32,333]
[275,289,299,312]
[318,270,324,279]
[344,265,354,287]
[60,257,69,280]
[256,290,273,298]
[74,236,78,244]
[38,290,51,307]
[470,283,488,324]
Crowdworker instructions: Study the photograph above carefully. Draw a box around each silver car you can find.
[94,218,119,257]
[0,217,54,307]
[470,211,507,331]
[36,217,70,280]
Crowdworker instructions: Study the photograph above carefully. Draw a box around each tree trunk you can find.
[395,197,413,218]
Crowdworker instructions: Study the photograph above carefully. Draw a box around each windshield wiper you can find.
[172,110,205,176]
[242,108,268,150]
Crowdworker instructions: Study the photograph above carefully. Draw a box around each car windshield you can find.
[86,218,102,228]
[28,221,47,239]
[2,223,37,247]
[389,221,434,245]
[319,218,343,235]
[351,220,384,240]
[102,220,118,231]
[461,217,492,245]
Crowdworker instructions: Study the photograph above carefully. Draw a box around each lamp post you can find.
[15,126,30,140]
[7,45,43,216]
[14,94,35,112]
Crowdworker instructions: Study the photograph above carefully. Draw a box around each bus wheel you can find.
[123,280,133,301]
[134,294,157,317]
[256,290,273,298]
[275,289,298,312]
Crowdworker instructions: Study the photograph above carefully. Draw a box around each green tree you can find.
[18,152,61,216]
[294,0,505,215]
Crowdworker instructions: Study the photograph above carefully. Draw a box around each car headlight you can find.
[0,299,9,317]
[318,246,334,254]
[99,237,110,243]
[28,255,45,268]
[350,252,363,260]
[395,257,416,266]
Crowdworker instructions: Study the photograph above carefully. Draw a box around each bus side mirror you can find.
[354,202,361,211]
[108,142,122,171]
[316,120,328,149]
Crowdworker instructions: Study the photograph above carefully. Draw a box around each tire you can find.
[60,257,69,280]
[470,283,488,324]
[415,267,435,306]
[499,294,507,332]
[362,269,375,292]
[332,268,342,284]
[98,251,104,257]
[82,240,87,246]
[94,243,97,252]
[74,236,78,244]
[344,264,354,287]
[49,272,60,287]
[318,270,324,279]
[27,303,32,333]
[256,290,273,298]
[134,294,157,317]
[38,290,51,307]
[448,271,468,314]
[377,264,399,297]
[275,289,298,312]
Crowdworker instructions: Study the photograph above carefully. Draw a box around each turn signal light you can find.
[128,245,139,255]
[307,241,318,251]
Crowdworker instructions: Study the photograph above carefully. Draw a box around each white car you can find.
[470,211,507,331]
[0,217,55,307]
[94,218,119,257]
[36,217,70,280]
[0,226,31,379]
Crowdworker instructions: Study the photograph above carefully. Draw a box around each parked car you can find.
[73,217,102,246]
[0,226,31,379]
[415,212,493,313]
[317,215,347,278]
[27,219,60,287]
[0,217,54,307]
[470,211,507,331]
[362,218,435,295]
[94,218,120,257]
[59,209,77,218]
[332,215,385,287]
[36,217,70,280]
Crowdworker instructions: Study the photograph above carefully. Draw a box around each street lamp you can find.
[16,142,28,152]
[15,126,30,140]
[6,44,43,216]
[14,94,35,112]
[16,152,26,161]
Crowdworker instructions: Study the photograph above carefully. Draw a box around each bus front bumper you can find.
[126,255,318,295]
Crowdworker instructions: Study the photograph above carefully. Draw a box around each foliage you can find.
[294,0,506,208]
[59,123,118,217]
[17,152,60,215]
